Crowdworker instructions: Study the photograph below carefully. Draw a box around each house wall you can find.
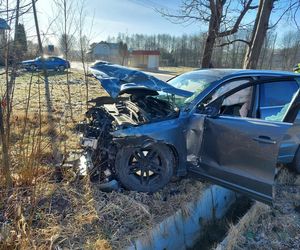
[91,43,122,64]
[129,55,147,68]
[148,55,159,69]
[93,44,119,57]
[129,54,159,69]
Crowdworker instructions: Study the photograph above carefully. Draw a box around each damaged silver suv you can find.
[78,62,300,204]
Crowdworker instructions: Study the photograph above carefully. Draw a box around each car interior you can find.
[200,77,299,122]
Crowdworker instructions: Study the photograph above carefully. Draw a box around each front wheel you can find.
[58,65,65,72]
[115,144,175,192]
[29,64,36,71]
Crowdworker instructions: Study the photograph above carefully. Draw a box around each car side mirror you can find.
[200,96,224,118]
[203,105,219,118]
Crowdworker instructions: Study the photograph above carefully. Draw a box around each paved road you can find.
[70,61,174,82]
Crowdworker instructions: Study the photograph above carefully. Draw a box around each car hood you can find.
[90,63,192,99]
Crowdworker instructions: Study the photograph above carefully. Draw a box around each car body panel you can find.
[278,121,300,163]
[21,57,70,71]
[190,116,292,204]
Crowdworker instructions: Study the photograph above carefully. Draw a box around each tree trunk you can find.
[268,33,277,69]
[201,15,219,68]
[0,101,12,187]
[202,34,216,68]
[243,0,274,69]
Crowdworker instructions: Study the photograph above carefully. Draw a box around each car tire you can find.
[292,146,300,174]
[58,65,65,72]
[115,143,175,192]
[30,64,36,71]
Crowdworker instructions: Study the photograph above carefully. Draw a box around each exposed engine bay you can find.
[77,93,179,188]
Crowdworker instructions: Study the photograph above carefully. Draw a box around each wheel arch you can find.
[165,143,181,175]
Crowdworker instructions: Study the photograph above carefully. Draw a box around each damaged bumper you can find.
[80,135,98,150]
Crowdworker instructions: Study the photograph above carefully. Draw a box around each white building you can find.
[128,50,160,70]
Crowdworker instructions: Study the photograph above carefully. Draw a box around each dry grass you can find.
[217,168,300,250]
[159,66,198,75]
[221,202,270,250]
[0,69,207,249]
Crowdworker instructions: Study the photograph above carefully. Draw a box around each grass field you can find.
[158,66,198,75]
[0,69,207,249]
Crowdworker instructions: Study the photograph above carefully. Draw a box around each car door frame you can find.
[188,76,300,204]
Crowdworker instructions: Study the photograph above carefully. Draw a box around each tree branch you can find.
[218,0,257,37]
[268,1,299,30]
[218,38,250,47]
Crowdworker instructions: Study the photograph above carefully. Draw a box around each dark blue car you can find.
[21,56,70,71]
[80,64,300,204]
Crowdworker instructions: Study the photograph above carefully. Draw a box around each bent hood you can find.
[90,63,192,99]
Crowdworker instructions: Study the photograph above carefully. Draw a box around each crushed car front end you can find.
[77,63,192,191]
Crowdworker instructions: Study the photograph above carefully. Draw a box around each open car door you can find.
[189,77,300,204]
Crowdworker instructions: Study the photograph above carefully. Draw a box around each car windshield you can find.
[156,69,239,108]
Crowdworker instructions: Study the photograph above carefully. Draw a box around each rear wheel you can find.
[115,144,175,192]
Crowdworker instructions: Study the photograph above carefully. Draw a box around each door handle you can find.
[253,135,276,144]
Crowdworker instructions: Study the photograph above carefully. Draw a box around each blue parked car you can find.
[21,56,70,72]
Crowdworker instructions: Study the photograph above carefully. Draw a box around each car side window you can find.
[197,78,253,118]
[259,81,299,121]
[198,79,299,122]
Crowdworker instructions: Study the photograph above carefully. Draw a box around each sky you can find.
[6,0,300,46]
[26,0,204,45]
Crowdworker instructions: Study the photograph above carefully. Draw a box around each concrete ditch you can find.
[127,185,239,250]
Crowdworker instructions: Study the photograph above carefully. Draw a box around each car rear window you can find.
[259,81,299,107]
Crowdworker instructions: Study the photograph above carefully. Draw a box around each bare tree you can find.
[243,0,274,69]
[244,0,300,69]
[53,0,78,119]
[0,0,21,187]
[119,41,128,66]
[158,0,257,68]
[280,31,300,70]
[77,0,94,109]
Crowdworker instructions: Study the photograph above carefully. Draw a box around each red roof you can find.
[131,50,160,56]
